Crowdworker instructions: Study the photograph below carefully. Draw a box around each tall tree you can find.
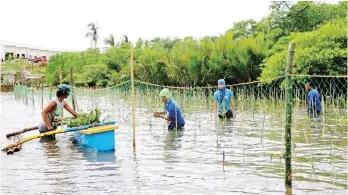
[104,34,115,47]
[122,35,129,43]
[85,22,99,48]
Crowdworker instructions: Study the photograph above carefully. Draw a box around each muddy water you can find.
[1,92,347,195]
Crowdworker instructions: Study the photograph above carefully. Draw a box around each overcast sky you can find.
[0,0,272,51]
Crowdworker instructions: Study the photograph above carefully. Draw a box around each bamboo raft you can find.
[3,121,118,154]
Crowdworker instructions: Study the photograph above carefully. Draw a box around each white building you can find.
[0,41,68,64]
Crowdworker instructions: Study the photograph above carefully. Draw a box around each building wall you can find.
[0,42,67,62]
[40,50,50,59]
[4,45,16,54]
[0,43,4,62]
[16,47,27,58]
[28,48,39,59]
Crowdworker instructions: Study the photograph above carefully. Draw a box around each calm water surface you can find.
[1,92,347,195]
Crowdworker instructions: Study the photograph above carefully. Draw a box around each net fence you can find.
[12,74,348,188]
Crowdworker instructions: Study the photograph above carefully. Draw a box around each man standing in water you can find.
[39,84,78,133]
[305,82,322,118]
[214,79,235,120]
[153,88,185,131]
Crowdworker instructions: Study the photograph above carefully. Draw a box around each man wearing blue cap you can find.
[153,88,185,131]
[39,84,78,133]
[214,79,235,120]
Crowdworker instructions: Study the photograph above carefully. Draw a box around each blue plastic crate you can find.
[73,124,118,151]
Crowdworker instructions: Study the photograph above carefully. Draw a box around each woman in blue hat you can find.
[213,79,235,120]
[38,84,78,133]
[153,88,185,131]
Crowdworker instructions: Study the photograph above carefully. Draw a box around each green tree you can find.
[260,18,347,81]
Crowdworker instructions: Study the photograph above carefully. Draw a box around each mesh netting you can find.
[12,75,348,186]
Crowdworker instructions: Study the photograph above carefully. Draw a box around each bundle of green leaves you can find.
[66,108,102,127]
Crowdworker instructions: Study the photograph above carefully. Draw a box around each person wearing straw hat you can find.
[38,84,78,133]
[153,88,185,131]
[305,82,321,118]
[214,79,235,120]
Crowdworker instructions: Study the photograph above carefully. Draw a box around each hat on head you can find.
[218,79,225,86]
[159,88,171,98]
[58,84,73,95]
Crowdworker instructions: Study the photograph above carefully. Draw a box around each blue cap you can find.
[218,79,225,86]
[58,84,73,94]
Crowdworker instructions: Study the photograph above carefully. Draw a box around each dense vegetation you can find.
[42,2,348,87]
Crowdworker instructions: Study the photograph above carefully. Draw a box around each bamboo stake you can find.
[31,87,34,106]
[130,44,136,149]
[59,65,62,85]
[70,65,76,110]
[49,83,52,100]
[59,65,63,117]
[284,43,295,189]
[41,77,44,110]
[222,150,225,172]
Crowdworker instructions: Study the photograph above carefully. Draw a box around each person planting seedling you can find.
[39,84,78,133]
[153,88,185,131]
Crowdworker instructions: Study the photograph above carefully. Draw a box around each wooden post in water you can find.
[69,65,76,110]
[31,87,34,106]
[59,65,63,117]
[284,43,295,191]
[24,79,28,105]
[130,43,136,149]
[41,76,44,109]
[222,150,225,172]
[49,84,52,100]
[59,65,62,85]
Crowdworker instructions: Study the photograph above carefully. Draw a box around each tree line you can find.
[44,1,346,87]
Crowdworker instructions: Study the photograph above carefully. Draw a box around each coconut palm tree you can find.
[122,35,129,43]
[104,34,115,47]
[85,22,99,48]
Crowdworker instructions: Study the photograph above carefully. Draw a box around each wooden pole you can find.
[49,83,52,100]
[222,150,225,172]
[24,79,28,105]
[31,87,34,106]
[284,43,295,190]
[69,65,76,110]
[6,126,39,138]
[59,65,63,117]
[41,77,44,110]
[59,65,62,85]
[130,43,136,149]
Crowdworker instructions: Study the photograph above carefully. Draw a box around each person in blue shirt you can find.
[153,88,185,131]
[214,79,235,120]
[305,82,322,117]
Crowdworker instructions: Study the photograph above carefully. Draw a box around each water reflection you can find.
[163,129,184,161]
[41,139,61,159]
[81,149,116,163]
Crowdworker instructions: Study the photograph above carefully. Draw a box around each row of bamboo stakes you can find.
[6,43,294,193]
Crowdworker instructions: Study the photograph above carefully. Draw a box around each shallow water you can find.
[1,92,347,195]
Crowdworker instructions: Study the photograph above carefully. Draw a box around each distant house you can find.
[0,41,72,65]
